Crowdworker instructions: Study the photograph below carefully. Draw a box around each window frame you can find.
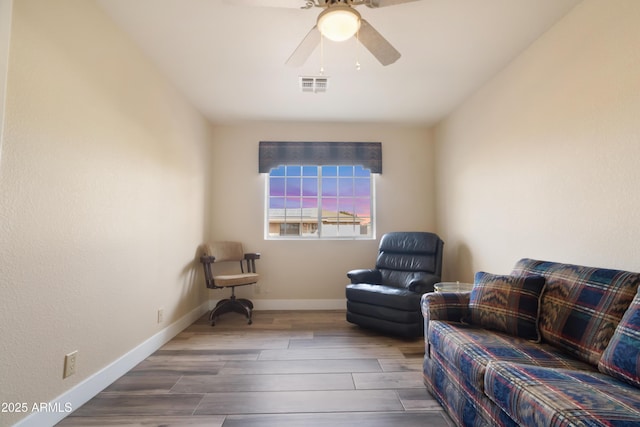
[264,164,376,240]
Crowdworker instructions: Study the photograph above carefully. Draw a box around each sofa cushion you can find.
[598,289,640,388]
[427,320,595,393]
[485,362,640,427]
[426,349,519,427]
[466,272,546,341]
[511,258,640,365]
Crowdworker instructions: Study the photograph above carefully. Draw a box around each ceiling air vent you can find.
[299,76,329,93]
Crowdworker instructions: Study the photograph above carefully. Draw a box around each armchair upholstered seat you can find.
[346,232,444,337]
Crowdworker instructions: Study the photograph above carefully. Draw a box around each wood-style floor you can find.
[58,310,452,427]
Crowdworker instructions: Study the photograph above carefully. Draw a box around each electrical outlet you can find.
[63,351,77,378]
[157,308,164,324]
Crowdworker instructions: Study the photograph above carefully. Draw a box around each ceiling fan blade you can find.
[358,19,401,66]
[286,25,321,67]
[365,0,420,7]
[223,0,308,8]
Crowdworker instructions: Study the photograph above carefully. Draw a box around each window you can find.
[266,165,374,239]
[259,141,381,240]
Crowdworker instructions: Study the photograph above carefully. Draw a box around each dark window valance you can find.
[259,141,382,174]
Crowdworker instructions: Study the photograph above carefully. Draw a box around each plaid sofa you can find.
[422,258,640,427]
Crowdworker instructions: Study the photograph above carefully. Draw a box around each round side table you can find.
[434,281,474,292]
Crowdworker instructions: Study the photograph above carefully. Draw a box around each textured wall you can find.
[0,1,212,424]
[0,0,12,159]
[435,0,640,280]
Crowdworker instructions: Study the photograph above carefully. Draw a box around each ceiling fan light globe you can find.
[317,7,361,42]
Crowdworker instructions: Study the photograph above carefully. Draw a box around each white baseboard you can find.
[252,298,346,310]
[14,299,345,427]
[209,298,346,311]
[13,301,210,427]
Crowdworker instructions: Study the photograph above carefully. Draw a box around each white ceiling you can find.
[97,0,581,125]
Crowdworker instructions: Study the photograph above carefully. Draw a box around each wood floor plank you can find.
[352,371,426,389]
[153,349,260,360]
[221,411,451,427]
[159,335,291,351]
[258,346,404,360]
[127,357,225,376]
[397,388,447,411]
[102,374,181,394]
[68,394,204,417]
[194,390,404,415]
[378,357,424,372]
[289,335,410,349]
[219,359,382,375]
[57,415,225,426]
[171,373,355,393]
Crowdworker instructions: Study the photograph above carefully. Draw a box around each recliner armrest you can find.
[347,269,382,284]
[407,274,440,293]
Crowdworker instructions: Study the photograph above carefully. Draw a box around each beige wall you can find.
[209,122,435,303]
[0,1,211,424]
[435,0,640,281]
[0,0,12,156]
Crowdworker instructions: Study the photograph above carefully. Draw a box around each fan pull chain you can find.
[319,34,325,75]
[355,27,361,71]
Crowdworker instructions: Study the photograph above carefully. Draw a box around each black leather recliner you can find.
[346,231,444,337]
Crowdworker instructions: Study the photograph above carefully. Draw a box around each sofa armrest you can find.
[347,269,382,284]
[421,292,470,323]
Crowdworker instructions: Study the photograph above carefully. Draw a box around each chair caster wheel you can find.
[248,319,253,325]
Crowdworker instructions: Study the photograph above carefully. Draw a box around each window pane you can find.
[281,223,300,236]
[286,165,301,176]
[270,177,285,196]
[271,165,286,176]
[338,165,353,176]
[354,198,370,216]
[354,165,370,177]
[322,177,337,196]
[338,199,355,215]
[354,178,370,195]
[302,166,317,176]
[270,197,285,209]
[338,178,354,196]
[302,178,317,196]
[301,222,318,236]
[285,198,301,209]
[302,198,317,209]
[322,197,337,212]
[322,165,337,176]
[285,178,301,196]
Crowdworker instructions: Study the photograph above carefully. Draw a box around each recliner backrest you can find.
[376,232,443,288]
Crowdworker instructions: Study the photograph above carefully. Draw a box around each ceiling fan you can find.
[229,0,420,66]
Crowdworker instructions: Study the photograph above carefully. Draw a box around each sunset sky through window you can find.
[268,165,371,217]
